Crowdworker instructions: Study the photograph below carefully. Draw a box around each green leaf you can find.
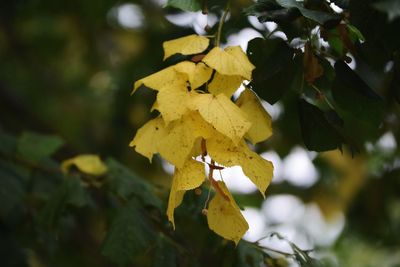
[245,0,301,23]
[0,131,17,157]
[373,0,400,22]
[247,37,297,104]
[152,235,178,267]
[332,61,384,140]
[236,242,264,267]
[30,170,63,200]
[276,0,342,26]
[105,158,162,209]
[298,99,345,152]
[322,24,363,57]
[347,24,365,42]
[247,0,342,26]
[167,0,202,12]
[17,132,64,162]
[324,26,345,57]
[0,234,29,267]
[39,176,90,229]
[0,160,27,219]
[101,198,157,266]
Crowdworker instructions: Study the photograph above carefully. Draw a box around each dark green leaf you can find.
[105,158,162,209]
[30,170,63,200]
[247,0,341,26]
[276,0,342,27]
[0,160,27,219]
[167,0,202,12]
[298,99,345,152]
[0,230,29,267]
[236,242,264,267]
[152,235,178,267]
[39,176,90,229]
[332,61,384,138]
[101,198,157,266]
[0,131,17,157]
[245,0,301,23]
[244,0,282,14]
[17,132,64,162]
[247,37,297,104]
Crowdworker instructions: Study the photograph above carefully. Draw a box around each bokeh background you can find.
[1,0,400,266]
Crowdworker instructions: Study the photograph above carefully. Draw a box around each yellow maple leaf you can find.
[163,34,210,61]
[62,154,107,176]
[158,111,214,168]
[167,159,206,228]
[207,180,249,245]
[207,135,273,197]
[175,61,212,90]
[202,46,255,80]
[236,89,272,144]
[129,117,167,161]
[189,93,251,144]
[208,73,243,97]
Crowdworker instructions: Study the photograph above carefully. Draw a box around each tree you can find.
[0,0,399,266]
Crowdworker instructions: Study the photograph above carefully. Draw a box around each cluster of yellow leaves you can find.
[130,34,274,244]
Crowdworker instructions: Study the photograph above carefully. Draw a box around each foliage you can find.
[130,34,273,243]
[1,0,400,266]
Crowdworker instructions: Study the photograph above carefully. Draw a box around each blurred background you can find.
[1,0,400,266]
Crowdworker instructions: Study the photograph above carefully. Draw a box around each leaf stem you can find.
[215,0,231,47]
[245,241,294,257]
[310,83,336,110]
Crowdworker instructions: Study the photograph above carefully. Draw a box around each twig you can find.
[215,0,231,47]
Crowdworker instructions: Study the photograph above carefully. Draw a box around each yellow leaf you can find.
[157,78,191,124]
[189,93,251,144]
[150,100,159,112]
[133,65,178,94]
[202,46,255,80]
[207,135,273,197]
[236,89,273,144]
[133,60,211,94]
[163,34,210,60]
[175,62,212,89]
[189,138,207,158]
[167,159,205,228]
[207,180,248,245]
[62,154,107,176]
[129,117,167,161]
[208,73,243,97]
[158,112,214,168]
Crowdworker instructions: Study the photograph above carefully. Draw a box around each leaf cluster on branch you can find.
[130,34,274,244]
